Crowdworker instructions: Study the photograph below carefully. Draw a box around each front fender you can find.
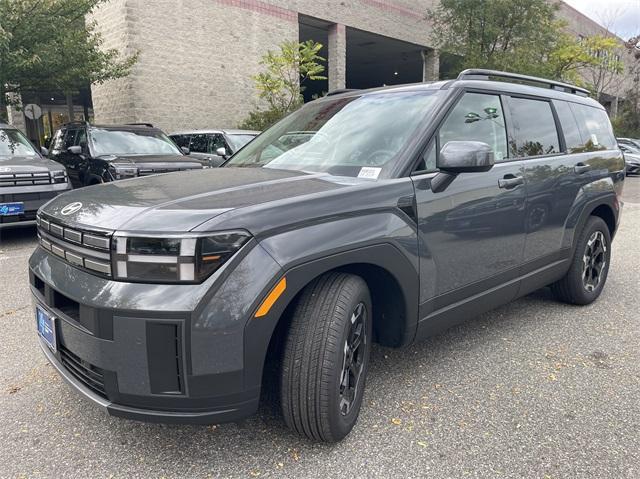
[241,212,420,390]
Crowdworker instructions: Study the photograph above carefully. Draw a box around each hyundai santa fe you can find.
[0,123,71,229]
[29,70,625,442]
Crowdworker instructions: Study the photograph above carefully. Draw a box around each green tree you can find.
[612,36,640,137]
[239,40,326,130]
[0,0,137,121]
[427,0,563,77]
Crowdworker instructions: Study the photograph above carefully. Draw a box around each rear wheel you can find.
[552,216,611,305]
[280,272,372,442]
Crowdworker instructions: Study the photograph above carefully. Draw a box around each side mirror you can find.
[431,141,495,193]
[67,145,82,155]
[181,146,190,155]
[216,147,228,158]
[40,146,49,157]
[438,141,494,173]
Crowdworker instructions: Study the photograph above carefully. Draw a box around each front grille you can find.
[37,215,113,278]
[59,345,107,398]
[0,171,52,187]
[0,191,58,203]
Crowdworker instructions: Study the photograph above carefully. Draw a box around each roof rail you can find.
[125,122,154,127]
[457,69,590,97]
[325,88,359,97]
[62,120,91,127]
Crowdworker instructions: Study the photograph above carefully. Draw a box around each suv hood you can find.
[0,156,66,172]
[40,167,349,232]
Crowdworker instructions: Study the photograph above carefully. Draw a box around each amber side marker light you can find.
[255,277,287,318]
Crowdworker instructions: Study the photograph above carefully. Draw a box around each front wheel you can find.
[280,272,372,442]
[552,216,611,305]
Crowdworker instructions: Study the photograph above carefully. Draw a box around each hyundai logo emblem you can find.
[60,202,83,216]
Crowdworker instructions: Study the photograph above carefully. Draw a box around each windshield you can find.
[0,129,39,159]
[226,90,442,177]
[227,134,257,151]
[89,128,182,156]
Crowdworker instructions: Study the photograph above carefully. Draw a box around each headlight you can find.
[112,231,251,283]
[108,164,138,180]
[50,170,68,184]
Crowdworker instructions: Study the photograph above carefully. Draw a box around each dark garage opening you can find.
[299,17,329,102]
[299,17,430,101]
[346,28,425,89]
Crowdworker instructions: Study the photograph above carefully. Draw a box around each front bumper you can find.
[1,183,72,228]
[29,241,282,424]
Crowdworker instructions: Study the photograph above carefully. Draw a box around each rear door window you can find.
[171,135,190,149]
[438,92,508,162]
[569,103,616,151]
[553,101,583,153]
[508,97,560,157]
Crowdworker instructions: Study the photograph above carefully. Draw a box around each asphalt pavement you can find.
[1,178,639,479]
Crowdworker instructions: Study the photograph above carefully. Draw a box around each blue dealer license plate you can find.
[36,306,57,352]
[0,202,24,216]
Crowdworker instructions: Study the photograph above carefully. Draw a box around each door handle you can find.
[498,175,524,189]
[574,163,591,174]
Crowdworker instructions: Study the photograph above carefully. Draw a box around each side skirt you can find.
[415,250,571,340]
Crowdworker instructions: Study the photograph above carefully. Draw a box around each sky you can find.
[564,0,640,39]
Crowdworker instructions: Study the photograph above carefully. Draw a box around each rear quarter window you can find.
[569,103,616,151]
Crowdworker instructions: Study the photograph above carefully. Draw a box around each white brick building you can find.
[11,0,638,137]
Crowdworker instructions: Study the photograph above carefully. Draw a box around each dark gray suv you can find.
[29,70,625,442]
[0,123,71,229]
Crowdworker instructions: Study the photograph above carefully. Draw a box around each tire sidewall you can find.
[574,217,612,303]
[326,281,373,440]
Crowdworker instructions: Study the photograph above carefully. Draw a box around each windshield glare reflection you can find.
[226,90,442,178]
[0,129,39,158]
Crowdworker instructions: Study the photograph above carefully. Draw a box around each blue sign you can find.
[0,202,24,216]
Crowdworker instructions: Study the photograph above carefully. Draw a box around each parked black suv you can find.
[48,122,202,188]
[0,123,71,229]
[30,70,624,442]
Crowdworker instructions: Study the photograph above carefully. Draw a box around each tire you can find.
[280,272,372,442]
[551,216,611,305]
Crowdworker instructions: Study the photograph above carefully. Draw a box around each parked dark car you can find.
[48,122,202,188]
[617,137,640,150]
[0,123,71,229]
[30,70,624,442]
[619,143,640,175]
[169,129,258,167]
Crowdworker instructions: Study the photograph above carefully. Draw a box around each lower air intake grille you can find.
[59,346,107,398]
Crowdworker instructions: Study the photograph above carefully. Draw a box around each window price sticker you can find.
[357,167,382,180]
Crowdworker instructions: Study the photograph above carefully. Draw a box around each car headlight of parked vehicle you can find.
[112,231,251,283]
[108,164,138,180]
[50,170,68,184]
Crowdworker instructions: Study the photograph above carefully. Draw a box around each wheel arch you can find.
[243,243,419,392]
